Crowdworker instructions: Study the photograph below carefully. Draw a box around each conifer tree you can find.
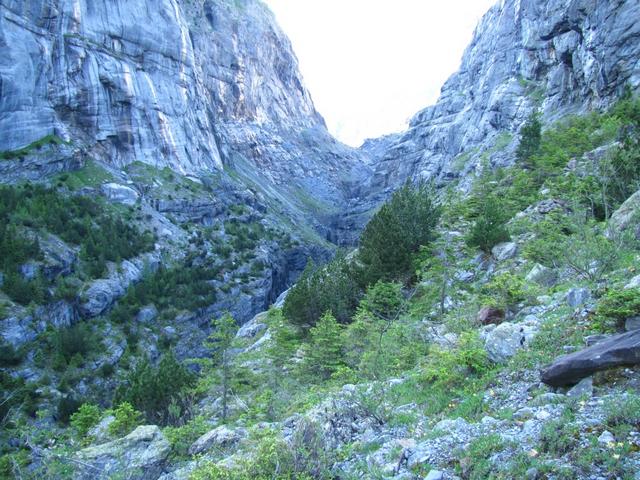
[206,312,238,421]
[358,182,440,285]
[302,311,343,381]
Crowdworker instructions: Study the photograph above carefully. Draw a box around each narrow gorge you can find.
[1,0,640,479]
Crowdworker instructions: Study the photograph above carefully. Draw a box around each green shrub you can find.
[108,402,143,437]
[358,181,441,285]
[457,434,504,480]
[516,111,542,164]
[422,331,490,387]
[301,311,344,381]
[594,287,640,331]
[0,342,23,367]
[56,396,82,424]
[480,272,535,311]
[70,403,102,439]
[465,193,510,253]
[283,256,361,329]
[113,352,196,426]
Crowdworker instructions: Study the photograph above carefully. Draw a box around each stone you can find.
[80,253,159,318]
[566,288,591,308]
[236,311,268,338]
[585,334,608,347]
[608,190,640,236]
[541,329,640,387]
[525,264,557,287]
[491,242,518,261]
[477,306,505,326]
[188,425,246,456]
[566,376,593,398]
[483,321,538,363]
[625,275,640,290]
[598,430,615,445]
[101,183,140,206]
[136,305,159,324]
[626,317,640,332]
[75,425,171,480]
[424,471,444,480]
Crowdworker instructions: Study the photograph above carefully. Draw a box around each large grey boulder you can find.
[75,425,171,480]
[101,183,140,206]
[525,264,557,287]
[608,190,640,237]
[541,329,640,387]
[491,242,518,261]
[482,321,538,363]
[188,425,246,456]
[565,288,591,308]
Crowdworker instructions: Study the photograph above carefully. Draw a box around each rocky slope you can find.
[364,0,640,194]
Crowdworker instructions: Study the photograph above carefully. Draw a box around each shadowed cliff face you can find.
[364,0,640,194]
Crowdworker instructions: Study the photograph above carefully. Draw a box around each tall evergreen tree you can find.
[302,311,343,381]
[516,111,542,165]
[206,312,238,422]
[358,182,441,285]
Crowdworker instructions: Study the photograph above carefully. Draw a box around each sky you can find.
[264,0,496,147]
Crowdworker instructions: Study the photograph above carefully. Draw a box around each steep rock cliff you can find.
[366,0,640,192]
[0,0,368,219]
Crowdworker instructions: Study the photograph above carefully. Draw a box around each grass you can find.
[54,159,114,189]
[0,135,69,160]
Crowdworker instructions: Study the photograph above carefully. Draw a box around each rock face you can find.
[541,329,640,387]
[0,0,369,240]
[608,189,640,237]
[363,0,640,192]
[75,425,171,480]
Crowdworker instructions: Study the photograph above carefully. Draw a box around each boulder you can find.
[136,305,159,324]
[565,288,591,308]
[525,263,557,287]
[476,306,505,326]
[626,316,640,331]
[566,376,593,398]
[75,425,170,480]
[482,321,538,363]
[625,275,640,290]
[608,189,640,236]
[188,425,246,456]
[541,329,640,387]
[424,470,444,480]
[491,242,518,261]
[101,182,140,206]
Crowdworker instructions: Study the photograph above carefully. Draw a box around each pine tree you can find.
[302,311,343,381]
[516,111,542,165]
[206,312,238,421]
[358,182,441,285]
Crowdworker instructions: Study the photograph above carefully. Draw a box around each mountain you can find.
[1,0,640,479]
[364,0,640,193]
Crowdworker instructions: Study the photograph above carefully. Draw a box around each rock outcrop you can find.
[75,425,171,480]
[541,329,640,387]
[363,0,640,193]
[0,0,370,242]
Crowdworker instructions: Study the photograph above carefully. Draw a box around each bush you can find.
[56,396,82,424]
[108,402,143,437]
[358,182,440,285]
[301,311,344,381]
[594,287,640,331]
[516,111,542,164]
[113,352,196,425]
[465,193,510,253]
[70,403,102,439]
[283,256,361,329]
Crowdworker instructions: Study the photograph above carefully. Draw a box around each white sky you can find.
[265,0,496,147]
